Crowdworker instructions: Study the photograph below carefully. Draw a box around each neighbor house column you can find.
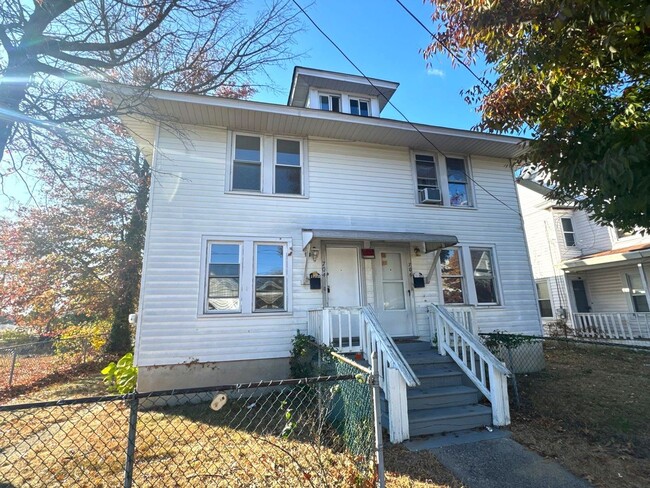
[638,263,650,309]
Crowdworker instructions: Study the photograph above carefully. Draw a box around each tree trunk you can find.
[106,151,150,354]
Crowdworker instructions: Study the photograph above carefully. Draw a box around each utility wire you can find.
[394,0,493,92]
[289,0,522,216]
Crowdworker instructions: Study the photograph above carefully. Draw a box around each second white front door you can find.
[374,248,414,336]
[325,246,361,308]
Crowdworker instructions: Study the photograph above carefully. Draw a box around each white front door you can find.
[325,246,361,307]
[374,248,414,336]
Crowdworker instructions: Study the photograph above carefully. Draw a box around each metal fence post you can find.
[370,352,385,488]
[123,394,139,488]
[8,349,17,388]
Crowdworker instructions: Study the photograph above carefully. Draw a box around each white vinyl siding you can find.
[135,125,541,367]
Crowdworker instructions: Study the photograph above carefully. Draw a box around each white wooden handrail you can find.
[359,305,419,442]
[573,312,650,340]
[308,305,420,442]
[429,304,511,426]
[359,306,419,387]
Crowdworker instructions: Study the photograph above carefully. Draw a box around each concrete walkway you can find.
[411,437,592,488]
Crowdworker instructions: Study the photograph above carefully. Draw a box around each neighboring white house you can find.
[115,67,543,432]
[517,178,650,339]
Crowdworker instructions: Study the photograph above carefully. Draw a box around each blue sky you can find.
[2,0,488,212]
[252,0,486,130]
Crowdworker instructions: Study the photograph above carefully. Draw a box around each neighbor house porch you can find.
[561,247,650,340]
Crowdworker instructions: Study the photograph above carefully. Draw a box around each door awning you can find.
[302,229,458,253]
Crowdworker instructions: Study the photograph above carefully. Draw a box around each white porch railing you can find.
[308,306,419,442]
[428,304,511,426]
[447,306,477,336]
[308,307,362,353]
[573,312,650,340]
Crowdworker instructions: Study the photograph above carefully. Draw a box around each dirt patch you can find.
[511,341,650,488]
[384,443,463,487]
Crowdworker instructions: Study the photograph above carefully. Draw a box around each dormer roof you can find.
[287,66,399,112]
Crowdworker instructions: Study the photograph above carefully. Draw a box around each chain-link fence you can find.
[480,333,650,408]
[0,334,107,391]
[0,354,383,487]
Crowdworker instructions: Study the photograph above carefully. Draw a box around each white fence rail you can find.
[573,312,650,340]
[308,306,418,442]
[428,304,511,426]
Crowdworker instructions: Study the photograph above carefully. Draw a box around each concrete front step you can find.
[409,404,493,436]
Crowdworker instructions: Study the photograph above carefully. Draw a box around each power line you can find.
[393,0,493,93]
[289,0,522,216]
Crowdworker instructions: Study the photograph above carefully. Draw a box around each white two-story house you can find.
[116,67,543,441]
[517,177,650,340]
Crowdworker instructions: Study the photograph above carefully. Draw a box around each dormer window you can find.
[320,94,341,112]
[350,98,370,117]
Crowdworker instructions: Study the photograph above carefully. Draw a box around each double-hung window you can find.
[440,247,465,304]
[232,135,262,192]
[349,98,370,116]
[275,139,302,195]
[414,153,472,207]
[626,273,649,313]
[536,280,553,318]
[415,154,442,204]
[561,217,576,247]
[204,238,290,314]
[320,94,341,112]
[470,248,499,305]
[230,133,305,196]
[446,157,470,207]
[207,243,242,312]
[255,244,286,311]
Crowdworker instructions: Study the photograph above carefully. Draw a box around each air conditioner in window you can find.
[419,187,442,204]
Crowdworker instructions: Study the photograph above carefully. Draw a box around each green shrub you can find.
[54,320,110,357]
[289,330,333,378]
[0,329,40,348]
[101,352,138,393]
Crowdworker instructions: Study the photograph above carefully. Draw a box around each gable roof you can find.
[108,85,529,160]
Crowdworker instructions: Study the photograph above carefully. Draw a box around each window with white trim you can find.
[204,239,289,314]
[536,280,553,318]
[414,153,473,207]
[415,154,442,204]
[349,98,370,116]
[254,244,286,311]
[320,93,341,112]
[446,157,470,207]
[232,135,262,192]
[207,243,242,312]
[275,139,301,195]
[561,217,576,247]
[230,133,305,196]
[470,248,499,304]
[440,247,465,304]
[626,273,649,313]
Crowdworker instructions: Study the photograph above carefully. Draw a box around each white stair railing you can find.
[359,306,419,443]
[429,304,511,426]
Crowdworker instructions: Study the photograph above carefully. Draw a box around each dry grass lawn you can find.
[511,341,650,488]
[1,371,462,487]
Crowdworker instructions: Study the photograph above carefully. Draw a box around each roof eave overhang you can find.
[106,84,530,159]
[302,229,458,253]
[561,249,650,272]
